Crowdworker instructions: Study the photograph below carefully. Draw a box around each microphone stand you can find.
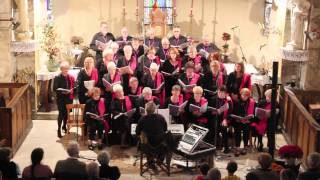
[231,27,247,63]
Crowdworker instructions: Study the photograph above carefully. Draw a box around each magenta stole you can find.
[196,97,208,124]
[185,73,200,100]
[155,72,165,107]
[171,94,184,105]
[98,98,109,132]
[240,73,252,90]
[67,75,75,99]
[109,72,121,98]
[252,102,271,135]
[90,68,99,85]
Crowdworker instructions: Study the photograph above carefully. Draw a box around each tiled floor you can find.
[13,120,287,180]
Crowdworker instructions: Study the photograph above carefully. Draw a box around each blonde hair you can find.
[240,88,251,97]
[129,77,138,84]
[187,46,197,54]
[142,87,152,95]
[112,84,123,93]
[107,61,116,71]
[193,86,203,94]
[103,48,114,58]
[264,89,272,98]
[149,63,159,71]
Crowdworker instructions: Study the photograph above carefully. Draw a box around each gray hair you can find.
[87,161,99,178]
[307,152,320,169]
[66,141,80,158]
[207,168,221,180]
[142,87,152,95]
[145,101,156,115]
[60,61,70,69]
[97,150,110,165]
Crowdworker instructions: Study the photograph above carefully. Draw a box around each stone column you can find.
[15,0,31,41]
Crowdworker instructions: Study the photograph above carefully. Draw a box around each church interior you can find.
[0,0,320,179]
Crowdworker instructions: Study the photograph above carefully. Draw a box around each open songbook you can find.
[84,80,95,90]
[151,82,164,94]
[102,79,121,90]
[230,114,254,124]
[189,103,208,113]
[86,112,109,121]
[95,40,112,50]
[56,88,72,94]
[207,103,229,115]
[171,42,189,50]
[204,89,217,96]
[198,49,209,59]
[161,68,179,76]
[178,79,196,91]
[169,101,188,116]
[118,66,132,74]
[255,108,271,119]
[113,108,136,119]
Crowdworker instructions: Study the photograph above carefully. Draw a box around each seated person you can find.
[194,163,210,180]
[110,84,134,148]
[54,141,88,179]
[222,160,240,180]
[184,86,208,128]
[179,61,201,100]
[207,168,222,180]
[246,153,279,180]
[0,147,19,179]
[116,27,133,51]
[297,152,320,180]
[144,27,161,48]
[86,162,100,180]
[196,34,220,53]
[169,26,188,55]
[85,88,108,150]
[136,101,168,168]
[22,148,53,179]
[97,150,121,180]
[164,85,184,124]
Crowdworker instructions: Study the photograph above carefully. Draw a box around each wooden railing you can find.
[0,83,32,154]
[281,87,320,167]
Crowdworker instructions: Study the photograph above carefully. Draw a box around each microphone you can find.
[231,26,239,30]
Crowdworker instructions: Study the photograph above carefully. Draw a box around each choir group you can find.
[53,21,274,156]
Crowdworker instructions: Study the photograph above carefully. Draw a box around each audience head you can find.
[129,77,139,90]
[193,86,203,102]
[240,88,251,101]
[280,169,296,180]
[84,55,95,70]
[173,26,181,38]
[107,61,117,73]
[218,85,227,99]
[185,61,195,77]
[87,161,99,178]
[31,148,44,166]
[150,62,159,76]
[97,150,110,166]
[235,62,245,74]
[226,160,238,175]
[0,147,12,163]
[147,47,156,60]
[199,163,210,176]
[123,45,133,59]
[148,27,156,38]
[210,60,220,74]
[145,101,156,115]
[66,141,80,158]
[161,37,170,49]
[111,42,119,53]
[113,84,124,98]
[169,47,179,61]
[307,152,320,170]
[187,46,197,58]
[171,85,181,97]
[60,61,70,76]
[257,153,273,170]
[207,168,221,180]
[246,172,259,180]
[91,87,101,100]
[121,27,129,38]
[103,48,114,61]
[142,87,152,100]
[100,21,109,35]
[265,89,272,103]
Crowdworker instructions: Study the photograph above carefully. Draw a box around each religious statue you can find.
[287,0,311,49]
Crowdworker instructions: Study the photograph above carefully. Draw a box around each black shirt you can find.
[90,32,115,61]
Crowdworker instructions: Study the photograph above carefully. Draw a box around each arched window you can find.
[144,0,173,25]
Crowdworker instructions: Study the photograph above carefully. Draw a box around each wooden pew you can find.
[0,83,32,154]
[280,87,320,167]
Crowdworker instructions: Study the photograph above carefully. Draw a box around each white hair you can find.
[112,84,123,93]
[187,46,197,54]
[86,162,99,178]
[129,76,138,84]
[66,141,80,158]
[107,61,116,71]
[149,63,159,71]
[110,42,119,48]
[60,61,70,69]
[161,37,169,44]
[142,87,152,95]
[97,150,110,165]
[103,48,114,58]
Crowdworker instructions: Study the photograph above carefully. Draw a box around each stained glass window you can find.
[144,0,173,25]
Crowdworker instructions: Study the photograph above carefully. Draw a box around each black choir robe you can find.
[201,71,224,99]
[159,59,181,97]
[196,43,220,53]
[116,36,133,55]
[90,32,115,64]
[156,47,170,62]
[132,45,145,60]
[136,55,161,82]
[184,97,208,126]
[77,69,98,104]
[169,35,188,55]
[110,97,133,132]
[141,72,165,107]
[144,37,161,48]
[179,73,201,100]
[117,56,138,95]
[182,55,207,73]
[132,96,160,124]
[226,72,252,95]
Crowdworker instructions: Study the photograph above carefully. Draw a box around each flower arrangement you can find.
[41,23,60,71]
[222,32,231,51]
[278,145,303,159]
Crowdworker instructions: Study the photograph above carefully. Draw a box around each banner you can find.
[280,48,309,62]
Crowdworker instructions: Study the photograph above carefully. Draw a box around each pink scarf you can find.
[196,97,208,124]
[90,68,99,85]
[98,98,110,133]
[185,73,200,100]
[240,73,251,90]
[155,72,165,107]
[124,96,132,111]
[67,74,75,99]
[252,102,271,135]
